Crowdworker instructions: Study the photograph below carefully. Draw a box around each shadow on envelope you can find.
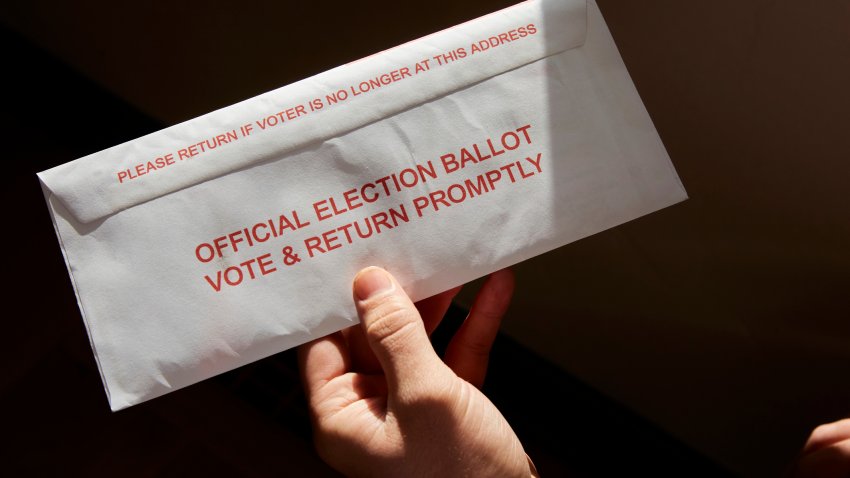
[9,0,850,475]
[1,14,729,475]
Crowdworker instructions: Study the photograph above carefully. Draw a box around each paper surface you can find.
[39,0,686,410]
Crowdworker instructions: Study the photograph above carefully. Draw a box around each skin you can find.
[298,267,533,477]
[794,418,850,478]
[299,266,850,477]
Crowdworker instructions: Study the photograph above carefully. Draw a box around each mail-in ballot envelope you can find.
[39,0,686,410]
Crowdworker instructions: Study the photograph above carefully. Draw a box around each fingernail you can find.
[354,267,393,300]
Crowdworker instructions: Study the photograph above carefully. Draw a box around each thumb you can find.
[353,267,447,398]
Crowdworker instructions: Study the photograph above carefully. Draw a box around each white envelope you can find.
[39,0,686,410]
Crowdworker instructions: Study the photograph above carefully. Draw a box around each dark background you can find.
[2,1,849,476]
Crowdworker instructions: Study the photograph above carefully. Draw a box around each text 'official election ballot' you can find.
[38,0,687,410]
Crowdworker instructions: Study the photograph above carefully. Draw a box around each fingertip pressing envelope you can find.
[39,0,686,410]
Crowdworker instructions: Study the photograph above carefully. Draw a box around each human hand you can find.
[794,418,850,478]
[298,267,534,477]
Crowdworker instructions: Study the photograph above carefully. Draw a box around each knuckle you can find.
[364,297,419,345]
[478,300,507,322]
[463,337,493,358]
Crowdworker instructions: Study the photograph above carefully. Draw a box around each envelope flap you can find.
[38,0,587,224]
